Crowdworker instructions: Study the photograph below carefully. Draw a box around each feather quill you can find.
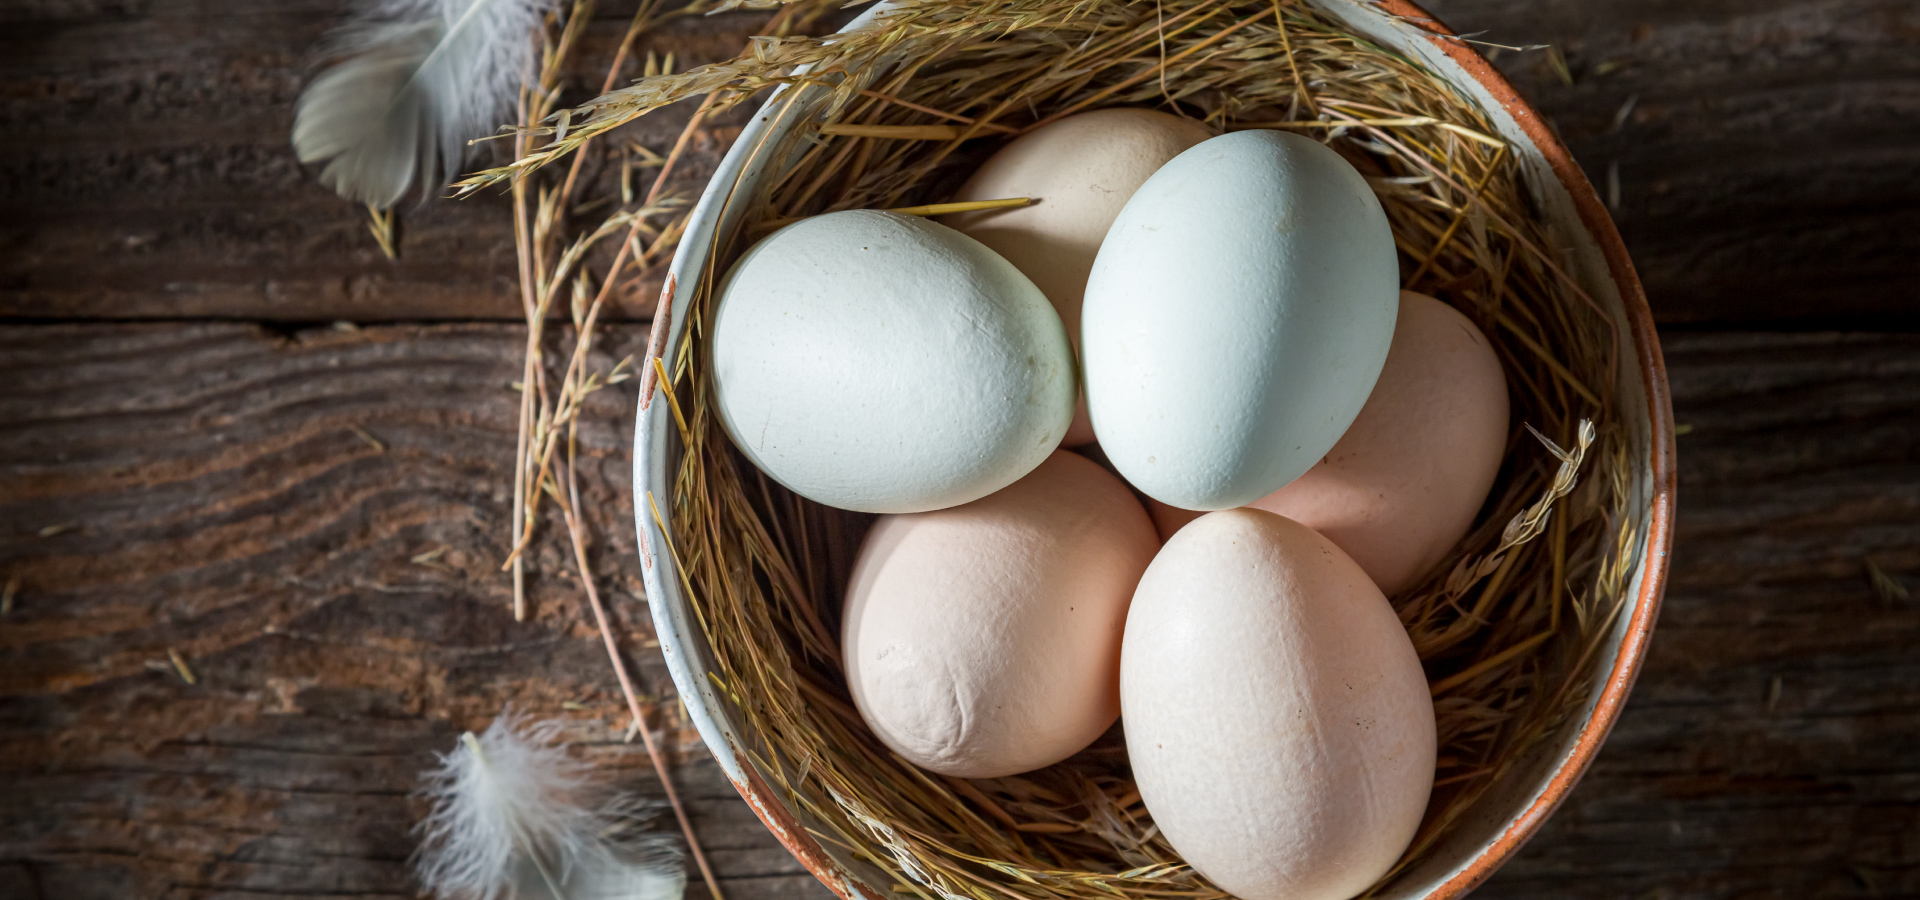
[293,0,560,207]
[415,711,687,900]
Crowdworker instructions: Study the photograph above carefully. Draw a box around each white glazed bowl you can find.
[633,3,1676,897]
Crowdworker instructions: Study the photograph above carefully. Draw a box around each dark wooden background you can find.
[2,1,1917,898]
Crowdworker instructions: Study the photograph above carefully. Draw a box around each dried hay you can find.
[478,1,1647,897]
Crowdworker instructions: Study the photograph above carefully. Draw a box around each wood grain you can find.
[1478,331,1920,898]
[0,0,773,322]
[2,0,1916,896]
[1424,0,1920,328]
[3,324,1916,898]
[4,0,1916,325]
[0,322,827,898]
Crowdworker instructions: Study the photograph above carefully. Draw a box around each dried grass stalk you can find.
[494,1,1648,897]
[492,3,742,898]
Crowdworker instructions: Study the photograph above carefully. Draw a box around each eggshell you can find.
[843,451,1159,778]
[1144,500,1202,543]
[1147,292,1510,596]
[946,109,1214,447]
[1121,509,1435,900]
[1256,291,1507,594]
[712,210,1075,514]
[1082,129,1399,510]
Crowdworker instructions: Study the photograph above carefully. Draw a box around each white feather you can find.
[415,711,687,900]
[292,0,560,207]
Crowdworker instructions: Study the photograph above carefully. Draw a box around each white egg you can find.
[1081,129,1399,510]
[712,210,1074,513]
[1121,509,1435,900]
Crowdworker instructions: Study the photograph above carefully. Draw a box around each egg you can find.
[1121,509,1435,900]
[842,450,1159,778]
[1081,129,1399,510]
[1148,291,1509,595]
[945,109,1214,447]
[712,210,1075,514]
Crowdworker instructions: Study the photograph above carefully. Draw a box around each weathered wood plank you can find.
[3,323,1917,898]
[0,0,773,322]
[0,322,822,899]
[1478,331,1920,898]
[4,0,1917,325]
[1425,0,1920,328]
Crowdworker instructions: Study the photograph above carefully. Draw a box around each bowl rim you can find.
[1362,2,1676,896]
[632,3,1677,898]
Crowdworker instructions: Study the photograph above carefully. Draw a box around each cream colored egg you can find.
[1121,509,1434,900]
[1146,291,1509,596]
[946,109,1214,447]
[843,451,1159,778]
[712,210,1074,514]
[1144,499,1202,543]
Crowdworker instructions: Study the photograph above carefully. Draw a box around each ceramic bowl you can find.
[634,2,1676,896]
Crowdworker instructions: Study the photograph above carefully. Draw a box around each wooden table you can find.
[3,1,1915,898]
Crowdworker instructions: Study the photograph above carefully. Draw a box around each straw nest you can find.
[483,1,1645,896]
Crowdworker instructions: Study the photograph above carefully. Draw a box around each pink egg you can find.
[1148,291,1508,596]
[842,450,1159,777]
[945,109,1214,447]
[1122,509,1435,900]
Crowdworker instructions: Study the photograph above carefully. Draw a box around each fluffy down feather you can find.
[414,711,685,900]
[292,0,559,207]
